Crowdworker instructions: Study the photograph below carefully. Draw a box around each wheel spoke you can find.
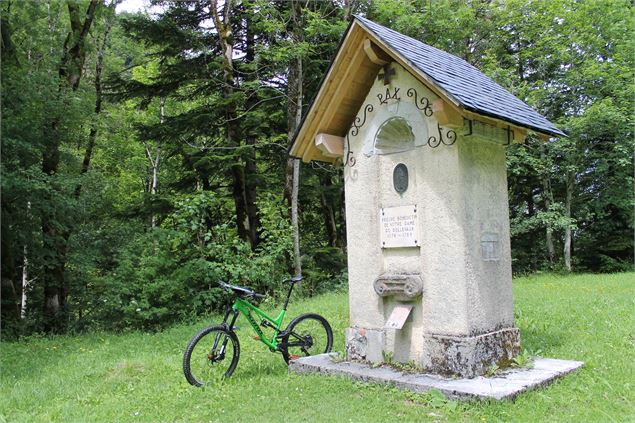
[183,326,239,387]
[281,314,332,364]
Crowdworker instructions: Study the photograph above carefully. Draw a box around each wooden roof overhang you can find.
[289,18,560,164]
[289,20,382,164]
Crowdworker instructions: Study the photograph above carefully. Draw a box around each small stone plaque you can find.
[481,233,500,261]
[380,205,419,248]
[393,163,408,194]
[385,305,413,330]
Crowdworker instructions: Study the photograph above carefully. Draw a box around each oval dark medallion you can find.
[393,163,409,194]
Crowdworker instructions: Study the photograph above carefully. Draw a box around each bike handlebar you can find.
[218,275,301,300]
[218,281,265,299]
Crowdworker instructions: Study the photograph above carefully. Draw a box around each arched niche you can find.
[373,116,415,155]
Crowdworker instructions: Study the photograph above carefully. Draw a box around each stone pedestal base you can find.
[346,327,386,363]
[346,326,520,378]
[421,327,520,378]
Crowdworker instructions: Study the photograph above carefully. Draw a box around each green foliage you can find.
[511,349,534,369]
[2,0,633,335]
[484,363,500,377]
[91,191,292,331]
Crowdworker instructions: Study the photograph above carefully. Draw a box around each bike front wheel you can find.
[281,313,333,364]
[183,325,240,387]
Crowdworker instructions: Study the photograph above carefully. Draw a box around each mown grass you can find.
[1,273,634,422]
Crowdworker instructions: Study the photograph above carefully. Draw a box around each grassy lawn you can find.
[1,273,634,422]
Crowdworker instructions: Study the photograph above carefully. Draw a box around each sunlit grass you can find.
[1,273,633,422]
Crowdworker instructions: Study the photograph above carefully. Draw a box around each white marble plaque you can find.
[380,205,419,248]
[384,304,413,330]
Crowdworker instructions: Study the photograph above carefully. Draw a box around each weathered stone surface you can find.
[421,327,521,378]
[346,327,385,363]
[373,273,423,299]
[289,353,583,401]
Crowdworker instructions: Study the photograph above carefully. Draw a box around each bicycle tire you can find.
[280,313,333,364]
[183,325,240,387]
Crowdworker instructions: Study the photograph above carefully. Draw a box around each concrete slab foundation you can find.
[289,353,583,401]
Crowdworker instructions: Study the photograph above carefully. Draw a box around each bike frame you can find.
[220,279,298,352]
[228,298,285,351]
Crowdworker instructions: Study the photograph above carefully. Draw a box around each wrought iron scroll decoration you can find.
[406,88,433,117]
[344,132,356,167]
[405,87,457,148]
[350,104,374,137]
[346,103,374,167]
[345,87,461,166]
[427,123,457,148]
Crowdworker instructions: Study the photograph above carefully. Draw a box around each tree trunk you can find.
[343,0,353,21]
[319,174,339,248]
[231,164,250,241]
[210,0,257,247]
[1,16,20,66]
[150,97,164,229]
[339,180,347,252]
[142,97,163,229]
[544,199,556,263]
[284,18,301,207]
[1,212,20,321]
[245,156,260,247]
[563,171,574,271]
[286,1,304,276]
[20,201,32,320]
[539,145,556,265]
[243,10,261,248]
[291,160,301,276]
[75,14,114,198]
[21,244,28,320]
[41,0,100,331]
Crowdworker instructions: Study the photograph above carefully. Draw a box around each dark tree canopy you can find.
[1,0,633,336]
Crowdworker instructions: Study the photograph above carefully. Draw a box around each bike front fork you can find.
[222,307,239,329]
[211,307,240,361]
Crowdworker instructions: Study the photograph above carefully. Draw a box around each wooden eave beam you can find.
[363,39,390,65]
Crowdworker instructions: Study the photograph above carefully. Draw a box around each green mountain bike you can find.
[183,275,333,387]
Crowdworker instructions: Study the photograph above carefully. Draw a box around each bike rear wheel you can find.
[281,313,333,364]
[183,325,240,387]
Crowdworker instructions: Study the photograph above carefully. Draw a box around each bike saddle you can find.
[283,275,303,284]
[219,281,266,299]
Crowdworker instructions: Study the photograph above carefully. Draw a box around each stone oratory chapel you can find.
[290,16,565,378]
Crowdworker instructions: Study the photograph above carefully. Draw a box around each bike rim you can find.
[287,318,329,358]
[189,330,235,385]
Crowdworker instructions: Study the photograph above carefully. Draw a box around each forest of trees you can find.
[2,0,633,337]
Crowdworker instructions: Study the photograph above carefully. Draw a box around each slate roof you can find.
[355,16,566,137]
